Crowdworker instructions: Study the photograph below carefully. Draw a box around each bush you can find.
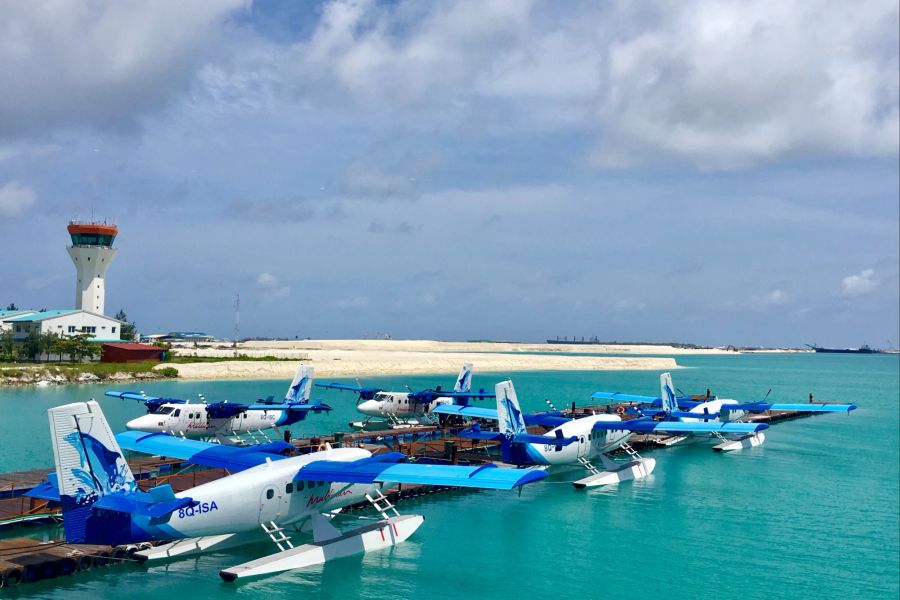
[158,367,179,378]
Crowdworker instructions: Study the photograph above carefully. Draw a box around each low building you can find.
[0,310,34,333]
[2,310,123,342]
[100,342,165,363]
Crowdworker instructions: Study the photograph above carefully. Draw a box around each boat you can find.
[805,344,882,354]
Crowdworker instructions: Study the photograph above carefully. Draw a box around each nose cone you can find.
[358,400,382,417]
[126,414,162,432]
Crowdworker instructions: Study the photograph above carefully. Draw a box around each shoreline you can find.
[158,353,680,381]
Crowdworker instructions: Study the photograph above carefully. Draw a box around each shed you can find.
[100,342,165,363]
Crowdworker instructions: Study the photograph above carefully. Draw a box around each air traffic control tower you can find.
[67,220,118,314]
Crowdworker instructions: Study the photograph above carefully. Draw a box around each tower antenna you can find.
[233,293,240,355]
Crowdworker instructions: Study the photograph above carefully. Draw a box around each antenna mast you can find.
[233,293,240,353]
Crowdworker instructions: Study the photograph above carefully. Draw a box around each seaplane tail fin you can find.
[286,365,314,403]
[496,380,527,437]
[454,363,473,393]
[49,401,138,542]
[660,372,678,415]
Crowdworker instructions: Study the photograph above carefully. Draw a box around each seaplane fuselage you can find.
[514,415,632,466]
[357,392,451,419]
[139,447,377,541]
[126,402,296,438]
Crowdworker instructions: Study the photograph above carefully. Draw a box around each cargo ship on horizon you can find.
[805,343,883,354]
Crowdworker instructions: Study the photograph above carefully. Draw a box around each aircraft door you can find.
[259,485,287,523]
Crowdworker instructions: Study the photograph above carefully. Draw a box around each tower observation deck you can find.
[67,220,117,315]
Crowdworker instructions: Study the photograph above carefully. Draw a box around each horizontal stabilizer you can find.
[25,473,59,501]
[457,427,504,442]
[115,431,289,471]
[592,419,768,434]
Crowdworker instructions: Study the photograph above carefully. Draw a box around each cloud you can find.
[256,271,290,301]
[748,289,790,310]
[368,221,417,235]
[0,181,36,216]
[0,0,247,137]
[841,269,879,296]
[229,200,314,222]
[257,272,278,288]
[336,296,369,309]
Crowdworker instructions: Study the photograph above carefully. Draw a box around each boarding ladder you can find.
[365,488,400,521]
[260,521,294,552]
[620,441,643,462]
[577,457,601,476]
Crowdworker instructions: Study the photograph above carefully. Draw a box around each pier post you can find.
[334,432,344,448]
[444,440,458,464]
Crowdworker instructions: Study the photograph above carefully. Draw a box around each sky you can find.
[0,0,898,347]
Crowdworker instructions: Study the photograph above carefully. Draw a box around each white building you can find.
[2,310,123,342]
[67,221,118,315]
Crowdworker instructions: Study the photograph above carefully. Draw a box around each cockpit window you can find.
[173,409,181,417]
[153,406,175,415]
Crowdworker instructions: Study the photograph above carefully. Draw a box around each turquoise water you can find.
[1,353,897,599]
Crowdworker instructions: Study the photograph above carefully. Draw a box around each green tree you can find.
[114,309,137,340]
[0,330,17,362]
[40,331,59,361]
[69,334,99,362]
[5,303,17,311]
[23,328,47,361]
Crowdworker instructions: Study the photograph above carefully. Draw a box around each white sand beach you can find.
[159,339,705,380]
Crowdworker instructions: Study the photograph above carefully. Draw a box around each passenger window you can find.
[297,481,305,491]
[285,483,293,494]
[266,489,274,500]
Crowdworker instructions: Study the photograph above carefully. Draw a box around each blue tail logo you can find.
[660,372,677,414]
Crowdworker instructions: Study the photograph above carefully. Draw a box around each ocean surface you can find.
[1,353,897,599]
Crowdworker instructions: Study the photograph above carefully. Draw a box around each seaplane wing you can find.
[433,404,571,427]
[115,431,291,471]
[591,419,768,434]
[247,401,332,412]
[590,391,663,404]
[293,452,546,490]
[105,390,187,412]
[205,402,250,419]
[314,382,382,400]
[433,404,500,419]
[407,388,496,404]
[725,402,857,412]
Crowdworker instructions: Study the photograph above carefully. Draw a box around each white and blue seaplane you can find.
[435,380,768,489]
[41,400,545,581]
[105,365,330,444]
[316,363,494,429]
[591,372,857,451]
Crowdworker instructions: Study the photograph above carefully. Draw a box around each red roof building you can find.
[100,343,165,363]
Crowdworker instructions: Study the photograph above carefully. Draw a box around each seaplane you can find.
[435,379,768,489]
[38,400,546,581]
[105,365,331,444]
[591,372,857,451]
[316,363,494,429]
